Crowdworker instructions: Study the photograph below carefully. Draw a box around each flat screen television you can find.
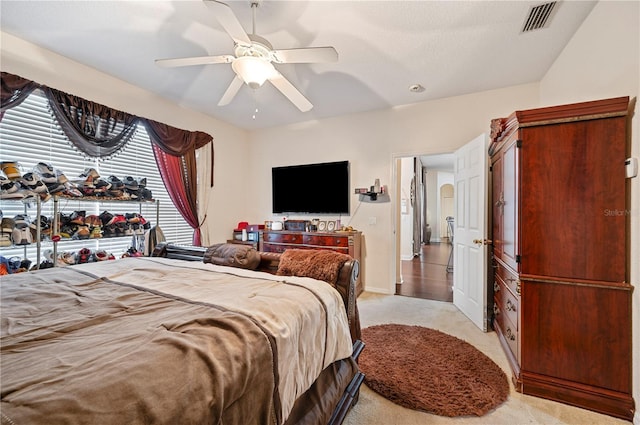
[272,160,349,214]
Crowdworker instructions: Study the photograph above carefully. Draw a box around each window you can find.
[0,89,191,266]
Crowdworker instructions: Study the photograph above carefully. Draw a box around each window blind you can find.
[0,89,192,266]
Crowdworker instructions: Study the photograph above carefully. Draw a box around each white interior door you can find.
[453,134,488,331]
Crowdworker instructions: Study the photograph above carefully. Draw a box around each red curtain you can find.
[152,144,202,246]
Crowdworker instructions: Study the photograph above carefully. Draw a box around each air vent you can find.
[522,2,557,32]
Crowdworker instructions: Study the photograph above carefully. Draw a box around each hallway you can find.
[396,242,453,302]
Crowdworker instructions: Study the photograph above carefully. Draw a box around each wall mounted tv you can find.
[272,160,349,214]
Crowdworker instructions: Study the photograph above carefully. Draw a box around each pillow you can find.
[276,249,351,285]
[203,243,261,270]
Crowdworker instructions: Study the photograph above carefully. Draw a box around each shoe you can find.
[0,162,21,180]
[139,188,153,200]
[84,215,101,227]
[80,168,100,180]
[1,217,15,233]
[74,225,90,239]
[0,176,24,199]
[55,168,70,184]
[45,181,66,194]
[13,214,30,228]
[20,173,49,194]
[70,211,86,225]
[62,182,83,197]
[99,211,115,226]
[123,176,139,190]
[60,251,77,265]
[12,226,32,245]
[77,248,94,264]
[33,162,58,184]
[0,233,11,247]
[90,226,102,238]
[107,175,124,188]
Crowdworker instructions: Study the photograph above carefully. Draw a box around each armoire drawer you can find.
[495,261,519,297]
[500,283,519,330]
[495,307,518,360]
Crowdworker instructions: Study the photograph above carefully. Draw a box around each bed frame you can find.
[152,243,365,425]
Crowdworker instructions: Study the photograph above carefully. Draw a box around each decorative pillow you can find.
[276,249,351,285]
[203,243,261,270]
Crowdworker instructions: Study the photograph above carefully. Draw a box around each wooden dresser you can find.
[260,230,363,295]
[489,97,635,421]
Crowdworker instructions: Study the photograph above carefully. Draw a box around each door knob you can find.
[473,239,493,245]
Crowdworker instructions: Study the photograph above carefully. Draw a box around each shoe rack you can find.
[50,195,160,266]
[1,196,42,270]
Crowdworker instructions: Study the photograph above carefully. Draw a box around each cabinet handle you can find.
[506,299,516,312]
[493,282,500,292]
[506,327,516,341]
[493,303,500,315]
[516,280,521,295]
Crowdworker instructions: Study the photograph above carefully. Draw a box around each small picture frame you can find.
[327,220,336,231]
[317,221,327,231]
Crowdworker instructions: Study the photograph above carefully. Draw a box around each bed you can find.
[0,243,364,425]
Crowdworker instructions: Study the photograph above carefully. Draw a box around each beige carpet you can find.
[344,292,630,425]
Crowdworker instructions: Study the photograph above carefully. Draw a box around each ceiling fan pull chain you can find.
[252,90,259,120]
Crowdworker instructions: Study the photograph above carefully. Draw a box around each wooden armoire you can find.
[488,96,635,421]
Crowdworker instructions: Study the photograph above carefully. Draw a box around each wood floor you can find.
[396,242,453,302]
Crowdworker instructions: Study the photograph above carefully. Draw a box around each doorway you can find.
[395,154,455,302]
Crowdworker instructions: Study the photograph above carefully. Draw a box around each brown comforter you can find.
[0,257,353,425]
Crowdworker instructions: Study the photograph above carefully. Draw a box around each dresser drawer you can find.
[263,232,303,244]
[495,260,519,297]
[261,243,288,253]
[303,234,349,248]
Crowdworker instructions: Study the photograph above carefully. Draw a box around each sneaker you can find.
[55,168,70,184]
[77,248,94,264]
[60,251,77,265]
[20,173,49,194]
[12,226,32,245]
[0,176,24,199]
[0,233,11,247]
[74,225,90,240]
[13,214,30,228]
[99,211,115,226]
[80,168,100,180]
[90,226,102,238]
[70,211,86,225]
[1,217,15,233]
[107,175,125,189]
[33,162,57,184]
[123,176,139,190]
[0,162,21,180]
[139,188,153,200]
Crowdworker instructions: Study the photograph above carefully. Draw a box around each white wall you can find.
[539,2,640,423]
[247,83,540,293]
[0,31,249,244]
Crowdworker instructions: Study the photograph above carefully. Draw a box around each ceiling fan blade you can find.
[155,55,234,68]
[268,71,313,112]
[203,0,251,45]
[271,47,338,64]
[218,75,244,106]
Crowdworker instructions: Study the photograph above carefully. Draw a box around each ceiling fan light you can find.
[232,56,274,89]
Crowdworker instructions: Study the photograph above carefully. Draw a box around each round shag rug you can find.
[360,324,509,417]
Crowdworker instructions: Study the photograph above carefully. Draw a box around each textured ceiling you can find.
[0,0,597,130]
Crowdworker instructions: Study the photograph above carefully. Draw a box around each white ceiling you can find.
[0,0,597,131]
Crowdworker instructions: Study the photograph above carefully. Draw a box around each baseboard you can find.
[521,371,635,421]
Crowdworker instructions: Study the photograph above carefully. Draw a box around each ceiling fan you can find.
[155,0,338,112]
